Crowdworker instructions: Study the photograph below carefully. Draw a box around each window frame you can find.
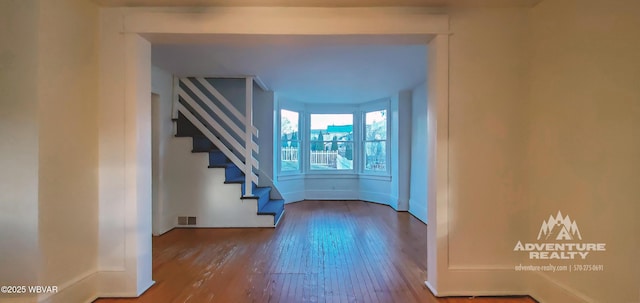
[360,100,391,176]
[277,106,304,176]
[276,100,390,178]
[308,113,355,173]
[304,104,358,174]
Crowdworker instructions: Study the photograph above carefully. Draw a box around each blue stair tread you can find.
[210,161,229,167]
[208,164,227,168]
[225,175,245,183]
[208,151,228,163]
[192,135,220,152]
[210,162,231,168]
[258,199,284,215]
[248,187,271,199]
[225,164,244,182]
[193,147,219,153]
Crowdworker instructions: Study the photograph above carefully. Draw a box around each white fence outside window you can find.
[281,147,298,161]
[282,147,340,167]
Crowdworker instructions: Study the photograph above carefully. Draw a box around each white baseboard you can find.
[396,197,410,211]
[426,266,600,303]
[153,226,175,236]
[1,297,38,303]
[425,267,529,298]
[38,270,98,303]
[408,198,427,223]
[425,280,439,296]
[281,190,305,203]
[137,280,155,297]
[304,190,359,200]
[388,195,400,210]
[529,272,595,303]
[359,191,391,207]
[96,270,138,298]
[432,289,531,297]
[426,280,529,298]
[157,215,176,236]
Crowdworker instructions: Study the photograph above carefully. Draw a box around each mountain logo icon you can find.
[536,211,582,241]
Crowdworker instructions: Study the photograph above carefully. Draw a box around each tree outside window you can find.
[364,110,387,172]
[280,109,300,172]
[310,114,353,170]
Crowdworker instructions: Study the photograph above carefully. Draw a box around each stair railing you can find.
[175,77,259,197]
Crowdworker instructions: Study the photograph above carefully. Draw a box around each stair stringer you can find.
[256,167,283,200]
[164,138,274,228]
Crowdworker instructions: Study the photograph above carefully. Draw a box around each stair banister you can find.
[244,77,254,197]
[176,76,260,197]
[171,76,180,122]
[195,78,259,137]
[174,76,285,226]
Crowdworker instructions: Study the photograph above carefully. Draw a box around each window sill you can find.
[277,173,391,182]
[305,173,358,179]
[359,174,392,181]
[277,174,304,181]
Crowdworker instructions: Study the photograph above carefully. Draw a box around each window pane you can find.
[365,110,387,140]
[310,114,353,142]
[281,141,299,171]
[310,141,353,170]
[364,141,386,171]
[281,109,299,172]
[281,109,299,138]
[310,114,353,170]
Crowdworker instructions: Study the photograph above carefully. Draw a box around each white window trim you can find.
[360,99,391,176]
[307,110,357,174]
[277,98,391,178]
[277,100,305,176]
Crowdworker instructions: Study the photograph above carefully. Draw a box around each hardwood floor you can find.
[95,200,536,303]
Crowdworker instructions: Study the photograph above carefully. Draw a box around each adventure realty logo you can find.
[514,211,606,260]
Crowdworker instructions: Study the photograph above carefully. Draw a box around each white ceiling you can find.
[99,0,539,104]
[152,36,427,104]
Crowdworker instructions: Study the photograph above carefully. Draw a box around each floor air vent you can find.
[178,216,197,226]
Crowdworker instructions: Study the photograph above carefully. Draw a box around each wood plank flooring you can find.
[95,200,536,303]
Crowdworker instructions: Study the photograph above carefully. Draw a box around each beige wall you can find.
[1,0,100,302]
[424,7,532,296]
[2,2,633,302]
[528,0,640,302]
[98,9,155,297]
[447,4,529,273]
[0,0,41,293]
[37,0,100,292]
[440,3,640,301]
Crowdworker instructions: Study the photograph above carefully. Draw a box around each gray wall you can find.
[206,78,274,180]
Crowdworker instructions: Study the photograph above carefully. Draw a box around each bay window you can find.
[278,101,389,176]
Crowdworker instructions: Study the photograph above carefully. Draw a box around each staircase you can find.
[173,77,285,227]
